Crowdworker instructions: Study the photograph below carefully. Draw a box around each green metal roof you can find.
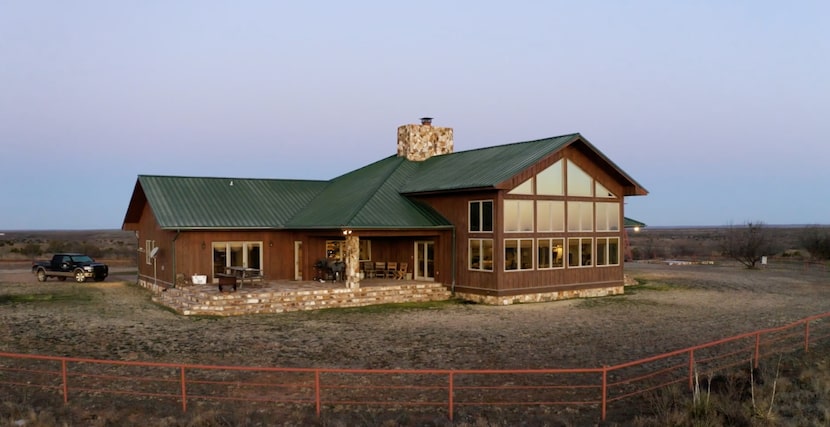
[129,175,327,229]
[124,132,647,230]
[624,217,647,229]
[286,157,452,229]
[401,134,580,193]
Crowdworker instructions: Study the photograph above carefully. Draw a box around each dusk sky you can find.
[1,1,828,230]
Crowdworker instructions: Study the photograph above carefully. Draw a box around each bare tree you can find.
[720,221,776,268]
[800,226,830,260]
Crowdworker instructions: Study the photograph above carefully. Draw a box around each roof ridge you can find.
[451,132,581,155]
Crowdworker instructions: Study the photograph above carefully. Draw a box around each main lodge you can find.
[122,119,647,305]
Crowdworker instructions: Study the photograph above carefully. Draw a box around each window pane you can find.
[568,202,593,232]
[537,202,552,232]
[609,238,619,265]
[538,239,551,268]
[505,240,518,270]
[581,239,593,266]
[509,178,533,195]
[596,202,620,231]
[519,239,533,269]
[482,201,493,232]
[552,238,564,268]
[567,161,593,196]
[482,239,493,270]
[551,201,564,232]
[596,181,615,198]
[504,201,519,232]
[597,238,608,265]
[470,202,480,232]
[568,239,580,267]
[538,160,563,195]
[519,201,533,232]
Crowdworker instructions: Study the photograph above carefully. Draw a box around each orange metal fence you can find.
[1,312,828,422]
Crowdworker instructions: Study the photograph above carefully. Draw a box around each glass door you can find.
[414,241,435,281]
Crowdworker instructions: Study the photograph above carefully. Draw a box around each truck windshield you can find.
[71,255,95,263]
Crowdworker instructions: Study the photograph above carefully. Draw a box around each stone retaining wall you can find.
[455,285,624,306]
[139,278,452,316]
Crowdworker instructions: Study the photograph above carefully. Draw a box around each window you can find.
[568,238,593,267]
[505,239,533,271]
[567,161,593,196]
[596,238,620,266]
[145,240,156,265]
[508,177,533,195]
[469,239,493,271]
[596,202,621,231]
[537,201,565,232]
[469,200,493,232]
[595,181,615,198]
[212,241,262,276]
[359,240,371,261]
[567,202,594,232]
[537,160,563,195]
[504,200,534,232]
[538,238,565,269]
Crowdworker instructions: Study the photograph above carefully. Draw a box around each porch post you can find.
[344,233,360,289]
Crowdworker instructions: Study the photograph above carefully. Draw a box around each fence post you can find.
[61,359,68,404]
[601,366,607,421]
[315,370,321,418]
[448,371,454,422]
[754,333,761,368]
[805,320,811,353]
[180,366,187,412]
[688,350,695,391]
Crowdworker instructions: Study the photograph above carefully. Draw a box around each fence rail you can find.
[1,312,828,422]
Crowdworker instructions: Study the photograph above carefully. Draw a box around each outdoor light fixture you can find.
[342,229,353,236]
[201,241,206,249]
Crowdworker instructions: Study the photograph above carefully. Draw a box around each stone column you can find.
[344,233,360,289]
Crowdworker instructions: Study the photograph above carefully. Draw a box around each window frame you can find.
[469,200,494,233]
[537,237,565,270]
[468,238,494,271]
[504,238,534,271]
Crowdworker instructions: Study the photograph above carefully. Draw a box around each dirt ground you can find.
[1,260,828,372]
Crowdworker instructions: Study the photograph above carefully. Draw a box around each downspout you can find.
[451,226,456,294]
[172,230,181,288]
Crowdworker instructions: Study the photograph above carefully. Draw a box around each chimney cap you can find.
[420,117,433,125]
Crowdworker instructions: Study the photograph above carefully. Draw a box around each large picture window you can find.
[537,160,563,195]
[567,161,593,196]
[505,239,534,271]
[596,202,620,231]
[469,239,493,271]
[537,201,565,232]
[504,200,534,232]
[596,237,620,266]
[538,238,565,269]
[567,238,593,267]
[567,202,594,232]
[469,200,493,232]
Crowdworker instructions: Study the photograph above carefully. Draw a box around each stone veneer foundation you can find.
[454,285,625,306]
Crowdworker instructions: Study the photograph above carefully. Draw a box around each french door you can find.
[414,241,435,281]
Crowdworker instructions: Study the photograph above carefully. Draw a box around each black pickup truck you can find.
[32,253,109,283]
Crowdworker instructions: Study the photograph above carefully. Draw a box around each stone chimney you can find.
[397,117,454,161]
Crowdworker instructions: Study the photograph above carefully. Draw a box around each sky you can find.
[1,1,828,230]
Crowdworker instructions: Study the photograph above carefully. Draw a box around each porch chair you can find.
[374,261,387,278]
[362,261,375,278]
[395,262,408,280]
[385,262,397,279]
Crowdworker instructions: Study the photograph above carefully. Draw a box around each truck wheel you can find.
[74,270,87,283]
[36,269,47,282]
